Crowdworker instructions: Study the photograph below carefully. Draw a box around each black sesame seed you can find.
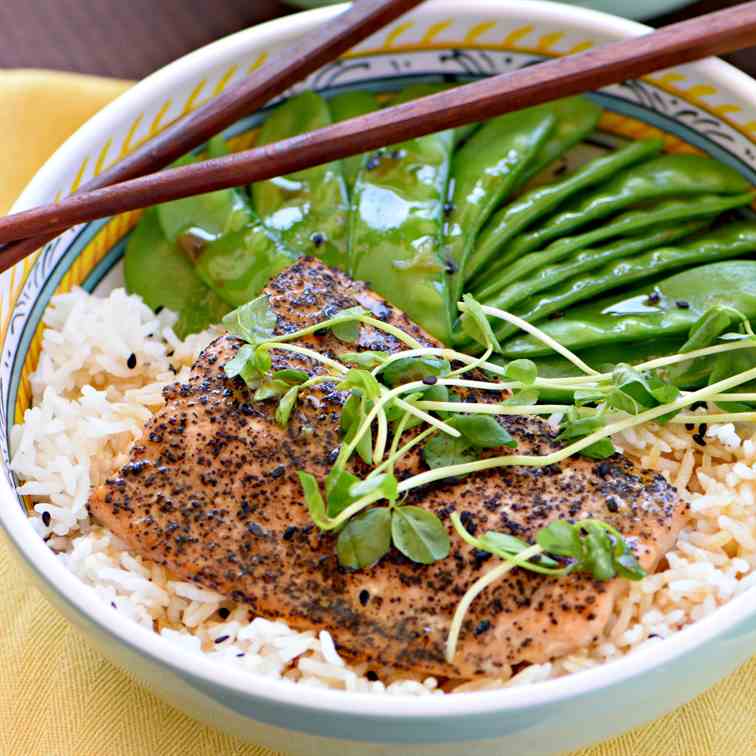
[240,403,254,416]
[473,549,492,567]
[389,149,403,160]
[154,305,164,315]
[358,589,370,606]
[675,300,690,310]
[214,635,230,644]
[444,259,458,275]
[127,353,137,369]
[596,461,611,479]
[236,652,245,657]
[111,601,117,609]
[327,447,340,464]
[42,510,51,527]
[606,497,619,513]
[311,232,325,248]
[270,465,285,479]
[646,290,661,305]
[685,423,695,431]
[691,401,707,411]
[247,522,265,537]
[366,670,379,682]
[218,607,231,620]
[366,154,381,170]
[422,375,438,386]
[692,433,707,447]
[698,423,708,435]
[283,526,297,541]
[473,619,492,637]
[460,511,477,535]
[443,201,455,217]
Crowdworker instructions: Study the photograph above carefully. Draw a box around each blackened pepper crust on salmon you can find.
[89,257,686,679]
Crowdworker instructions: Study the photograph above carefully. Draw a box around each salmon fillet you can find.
[89,257,686,679]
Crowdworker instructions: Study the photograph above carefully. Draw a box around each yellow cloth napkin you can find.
[0,68,753,756]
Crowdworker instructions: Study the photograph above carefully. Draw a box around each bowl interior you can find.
[1,0,755,728]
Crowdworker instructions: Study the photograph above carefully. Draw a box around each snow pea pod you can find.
[157,154,253,245]
[501,253,756,357]
[124,208,230,338]
[475,192,754,301]
[488,221,709,344]
[503,154,751,261]
[466,139,663,285]
[195,221,298,308]
[443,105,557,304]
[251,91,350,268]
[349,123,454,342]
[517,96,602,186]
[484,219,710,316]
[329,90,380,194]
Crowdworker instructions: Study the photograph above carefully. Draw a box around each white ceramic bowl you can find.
[2,2,755,754]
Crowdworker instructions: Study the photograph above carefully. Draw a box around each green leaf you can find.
[557,409,606,441]
[273,368,309,385]
[448,414,517,449]
[503,388,539,406]
[615,548,646,581]
[254,378,289,401]
[297,471,329,529]
[422,434,478,471]
[391,506,450,564]
[381,356,451,387]
[325,467,360,517]
[337,508,392,570]
[609,364,680,415]
[330,306,368,343]
[254,346,272,373]
[583,527,616,581]
[480,531,529,555]
[338,351,390,369]
[337,369,382,400]
[349,472,398,503]
[223,344,254,379]
[460,293,501,352]
[222,294,277,345]
[580,438,616,459]
[502,359,537,386]
[275,385,300,426]
[536,520,582,558]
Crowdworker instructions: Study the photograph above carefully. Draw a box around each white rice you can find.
[10,287,756,695]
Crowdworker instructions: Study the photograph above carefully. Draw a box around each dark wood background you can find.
[1,0,754,79]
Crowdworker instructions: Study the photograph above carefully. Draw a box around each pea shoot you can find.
[220,291,756,650]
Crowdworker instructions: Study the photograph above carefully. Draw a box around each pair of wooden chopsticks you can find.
[2,0,756,273]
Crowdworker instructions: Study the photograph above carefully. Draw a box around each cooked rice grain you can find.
[10,288,756,695]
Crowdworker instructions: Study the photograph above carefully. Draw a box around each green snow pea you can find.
[329,90,380,193]
[251,91,350,268]
[124,208,230,337]
[501,255,756,357]
[466,139,663,286]
[195,221,299,307]
[503,154,751,261]
[517,96,602,186]
[349,122,454,342]
[443,105,557,305]
[475,192,754,301]
[157,153,253,245]
[488,220,711,345]
[484,219,710,316]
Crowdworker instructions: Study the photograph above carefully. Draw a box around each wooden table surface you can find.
[1,0,754,80]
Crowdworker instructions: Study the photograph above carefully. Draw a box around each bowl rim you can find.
[4,0,755,723]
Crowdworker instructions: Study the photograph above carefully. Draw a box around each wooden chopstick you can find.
[0,0,424,270]
[2,1,756,263]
